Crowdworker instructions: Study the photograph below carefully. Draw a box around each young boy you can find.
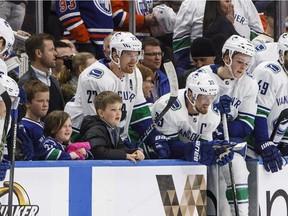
[80,91,145,163]
[17,80,49,160]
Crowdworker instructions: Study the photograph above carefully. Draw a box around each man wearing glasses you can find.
[140,37,170,103]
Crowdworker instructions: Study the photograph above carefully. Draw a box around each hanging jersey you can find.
[55,0,113,46]
[173,0,263,70]
[151,89,221,142]
[202,65,258,133]
[252,60,288,144]
[111,0,153,38]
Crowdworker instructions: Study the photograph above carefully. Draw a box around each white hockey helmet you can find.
[0,75,19,97]
[109,32,142,58]
[186,71,218,102]
[277,33,288,64]
[0,18,15,55]
[222,35,254,59]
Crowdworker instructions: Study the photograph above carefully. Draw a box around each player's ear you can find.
[97,109,104,118]
[111,50,119,63]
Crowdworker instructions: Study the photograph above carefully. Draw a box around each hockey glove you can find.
[214,95,232,115]
[0,159,10,181]
[185,140,233,166]
[216,150,234,166]
[17,125,34,161]
[260,141,283,173]
[152,135,170,159]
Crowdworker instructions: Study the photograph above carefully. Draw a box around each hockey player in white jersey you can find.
[194,35,258,216]
[65,31,170,158]
[250,33,288,173]
[151,71,234,165]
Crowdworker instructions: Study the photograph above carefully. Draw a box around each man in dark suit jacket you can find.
[18,33,65,119]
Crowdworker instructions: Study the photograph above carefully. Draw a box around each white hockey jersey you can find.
[252,61,288,143]
[200,65,258,133]
[151,89,221,142]
[65,59,147,139]
[248,42,278,74]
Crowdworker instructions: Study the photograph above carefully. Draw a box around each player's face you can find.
[231,53,252,78]
[26,91,49,121]
[142,45,162,72]
[99,102,122,126]
[192,56,216,69]
[39,40,57,69]
[120,51,140,74]
[142,76,154,99]
[195,94,215,114]
[55,117,72,144]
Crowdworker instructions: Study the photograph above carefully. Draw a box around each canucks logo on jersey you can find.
[171,99,181,111]
[265,64,281,74]
[88,69,104,79]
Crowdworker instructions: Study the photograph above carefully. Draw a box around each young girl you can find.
[80,91,145,163]
[38,111,90,160]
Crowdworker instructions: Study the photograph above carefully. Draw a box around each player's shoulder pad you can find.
[264,63,281,74]
[255,43,267,52]
[170,99,182,111]
[87,69,104,79]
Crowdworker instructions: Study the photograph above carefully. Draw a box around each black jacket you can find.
[80,115,136,160]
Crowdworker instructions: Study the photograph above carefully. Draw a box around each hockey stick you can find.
[222,114,239,216]
[0,83,11,161]
[270,108,288,143]
[137,61,178,150]
[8,97,20,216]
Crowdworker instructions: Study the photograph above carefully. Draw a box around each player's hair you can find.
[137,63,154,81]
[54,40,70,49]
[72,52,95,76]
[25,33,54,61]
[141,36,161,49]
[44,111,70,138]
[22,80,49,103]
[94,91,122,115]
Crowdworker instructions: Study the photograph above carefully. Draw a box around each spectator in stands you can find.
[58,52,96,103]
[55,0,113,59]
[18,33,65,116]
[0,0,27,31]
[81,91,145,162]
[38,110,91,160]
[178,37,217,88]
[103,32,115,58]
[17,80,49,161]
[53,40,74,78]
[139,37,170,103]
[137,63,154,102]
[203,0,240,66]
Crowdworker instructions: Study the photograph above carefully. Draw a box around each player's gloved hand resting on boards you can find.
[185,140,234,166]
[260,141,283,173]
